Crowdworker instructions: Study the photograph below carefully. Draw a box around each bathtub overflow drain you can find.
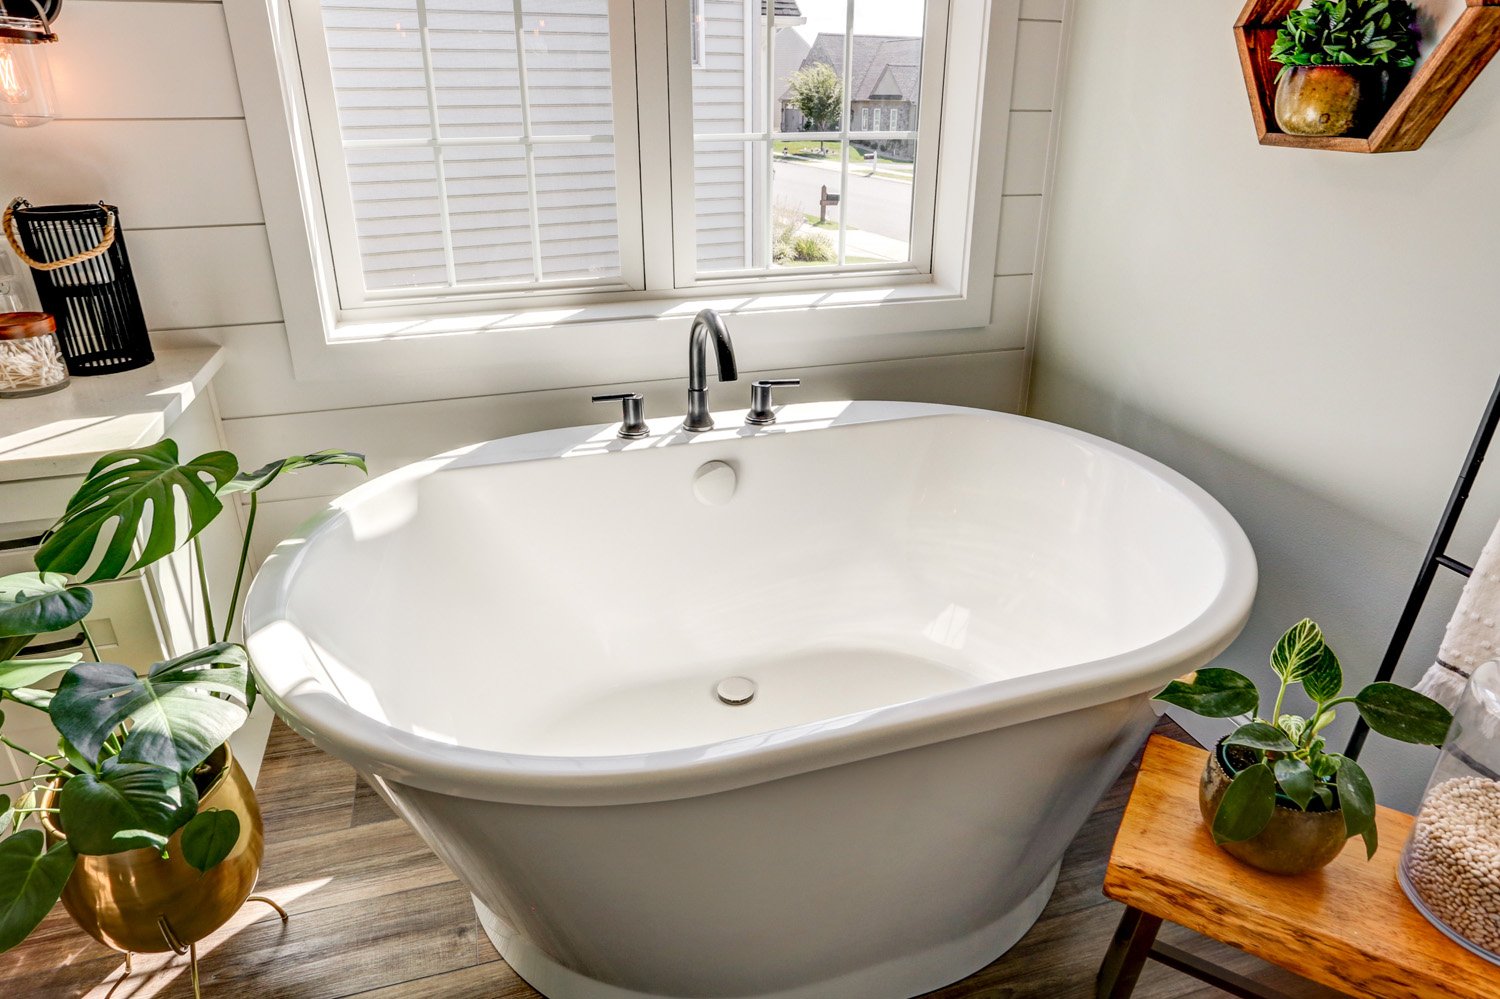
[715,676,757,705]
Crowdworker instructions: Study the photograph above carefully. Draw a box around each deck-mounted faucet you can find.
[684,308,738,432]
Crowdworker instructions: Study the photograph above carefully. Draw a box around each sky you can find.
[792,0,926,44]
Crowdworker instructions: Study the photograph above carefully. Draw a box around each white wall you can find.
[0,0,1067,563]
[1031,0,1500,806]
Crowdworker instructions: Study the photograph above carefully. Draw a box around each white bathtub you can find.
[244,401,1256,999]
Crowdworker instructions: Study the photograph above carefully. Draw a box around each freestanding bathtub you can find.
[244,401,1256,999]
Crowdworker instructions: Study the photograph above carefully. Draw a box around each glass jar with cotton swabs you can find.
[1401,659,1500,964]
[0,310,67,397]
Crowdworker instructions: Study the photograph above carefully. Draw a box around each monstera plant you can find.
[0,441,363,954]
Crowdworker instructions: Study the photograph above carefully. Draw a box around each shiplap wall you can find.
[0,0,1067,562]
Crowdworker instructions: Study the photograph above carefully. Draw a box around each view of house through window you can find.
[693,0,926,274]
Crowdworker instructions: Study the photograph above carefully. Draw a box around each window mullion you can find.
[412,0,458,288]
[509,0,546,283]
[758,0,774,271]
[836,1,855,267]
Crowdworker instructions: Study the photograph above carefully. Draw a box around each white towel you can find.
[1416,517,1500,709]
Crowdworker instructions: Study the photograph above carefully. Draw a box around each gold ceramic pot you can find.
[41,744,265,953]
[1274,65,1362,137]
[1199,740,1350,876]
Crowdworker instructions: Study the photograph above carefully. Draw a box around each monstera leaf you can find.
[219,449,366,495]
[58,759,198,855]
[0,654,81,692]
[0,573,93,661]
[181,809,241,873]
[50,644,250,771]
[0,830,76,952]
[34,441,238,583]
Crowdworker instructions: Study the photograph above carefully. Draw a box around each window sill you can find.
[285,276,1003,393]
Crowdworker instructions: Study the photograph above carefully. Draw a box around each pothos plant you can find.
[1156,619,1452,857]
[1271,0,1421,82]
[0,441,364,952]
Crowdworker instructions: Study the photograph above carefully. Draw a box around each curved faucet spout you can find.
[685,309,738,432]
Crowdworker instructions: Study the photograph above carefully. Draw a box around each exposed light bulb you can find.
[0,39,57,126]
[0,48,28,104]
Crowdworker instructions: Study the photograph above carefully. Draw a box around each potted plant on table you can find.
[1270,0,1421,137]
[1156,619,1452,875]
[0,441,363,991]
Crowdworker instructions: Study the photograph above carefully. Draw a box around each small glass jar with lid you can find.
[0,312,70,398]
[1400,658,1500,965]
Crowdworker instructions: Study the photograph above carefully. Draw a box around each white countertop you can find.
[0,347,225,484]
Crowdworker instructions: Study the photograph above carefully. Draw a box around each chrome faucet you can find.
[684,308,738,432]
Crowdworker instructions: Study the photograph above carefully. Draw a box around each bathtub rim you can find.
[243,401,1258,806]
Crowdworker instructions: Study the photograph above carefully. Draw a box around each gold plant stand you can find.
[112,894,289,999]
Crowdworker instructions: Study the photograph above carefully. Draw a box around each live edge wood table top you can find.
[1104,735,1500,999]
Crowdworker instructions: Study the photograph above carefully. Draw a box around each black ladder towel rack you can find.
[1344,373,1500,761]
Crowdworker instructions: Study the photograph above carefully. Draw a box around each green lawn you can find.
[774,141,840,160]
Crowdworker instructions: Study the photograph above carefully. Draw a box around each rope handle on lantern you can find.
[3,199,117,272]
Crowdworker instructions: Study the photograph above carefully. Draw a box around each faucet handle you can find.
[592,392,650,439]
[746,379,801,426]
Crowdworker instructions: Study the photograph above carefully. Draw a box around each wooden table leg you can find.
[1096,906,1163,999]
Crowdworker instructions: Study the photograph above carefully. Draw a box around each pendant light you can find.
[0,0,60,128]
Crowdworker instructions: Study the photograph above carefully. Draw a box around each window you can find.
[293,0,639,306]
[233,0,1013,378]
[289,0,945,311]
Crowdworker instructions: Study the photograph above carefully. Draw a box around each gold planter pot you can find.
[41,744,275,955]
[1274,65,1362,137]
[1199,740,1350,876]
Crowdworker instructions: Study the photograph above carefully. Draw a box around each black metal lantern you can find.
[0,0,61,127]
[4,198,154,375]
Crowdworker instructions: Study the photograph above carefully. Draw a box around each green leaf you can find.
[34,441,238,583]
[1277,714,1309,745]
[1270,619,1325,682]
[1333,754,1377,858]
[3,688,51,713]
[49,644,249,771]
[218,449,367,496]
[0,574,93,650]
[0,797,10,835]
[58,759,198,855]
[1153,668,1259,718]
[1225,721,1297,753]
[1273,757,1319,810]
[58,737,96,777]
[1212,762,1277,843]
[1353,682,1454,745]
[0,830,76,952]
[181,810,240,874]
[1302,645,1343,703]
[0,655,82,692]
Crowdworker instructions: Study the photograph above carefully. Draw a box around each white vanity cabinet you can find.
[0,348,273,786]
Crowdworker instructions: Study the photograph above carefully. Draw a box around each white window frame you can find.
[223,0,1021,390]
[289,0,648,310]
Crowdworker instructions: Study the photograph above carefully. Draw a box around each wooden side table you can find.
[1096,735,1500,999]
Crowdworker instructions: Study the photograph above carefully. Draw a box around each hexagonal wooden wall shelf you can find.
[1236,0,1500,152]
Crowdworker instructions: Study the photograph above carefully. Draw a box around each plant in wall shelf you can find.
[1270,0,1421,137]
[0,441,363,990]
[1156,619,1452,875]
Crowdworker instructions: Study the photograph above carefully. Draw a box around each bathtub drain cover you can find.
[715,676,757,705]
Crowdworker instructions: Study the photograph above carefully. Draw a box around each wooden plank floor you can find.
[0,718,1344,998]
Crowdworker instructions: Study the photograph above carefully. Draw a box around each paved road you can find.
[771,158,913,242]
